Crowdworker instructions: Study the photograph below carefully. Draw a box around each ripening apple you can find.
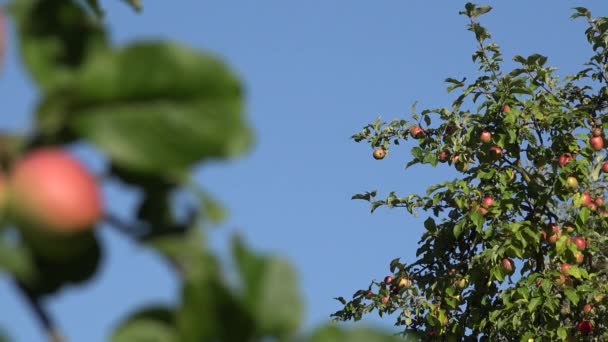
[555,274,567,286]
[588,202,598,211]
[480,130,492,144]
[545,223,561,244]
[500,258,515,275]
[573,237,586,250]
[590,135,604,151]
[381,296,389,304]
[438,150,449,163]
[565,176,579,190]
[592,127,603,137]
[595,196,604,206]
[561,263,572,275]
[501,104,511,112]
[410,125,424,139]
[489,146,503,160]
[577,320,592,335]
[602,162,608,173]
[583,303,593,314]
[558,154,572,167]
[372,148,386,160]
[475,205,488,216]
[574,252,584,264]
[9,148,102,234]
[563,222,576,234]
[456,278,468,289]
[398,277,412,288]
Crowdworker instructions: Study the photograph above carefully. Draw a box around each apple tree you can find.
[0,1,401,341]
[333,4,608,341]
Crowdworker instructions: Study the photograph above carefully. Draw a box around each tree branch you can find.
[15,281,65,342]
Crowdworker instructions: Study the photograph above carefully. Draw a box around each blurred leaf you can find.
[20,230,102,296]
[11,0,108,91]
[310,325,414,342]
[0,236,35,281]
[112,306,177,342]
[0,327,9,342]
[176,251,255,342]
[84,0,103,17]
[122,0,142,12]
[232,235,303,339]
[59,41,252,177]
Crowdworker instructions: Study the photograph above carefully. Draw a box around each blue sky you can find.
[1,1,608,341]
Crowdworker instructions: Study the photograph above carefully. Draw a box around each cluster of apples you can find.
[371,105,513,165]
[1,147,102,237]
[367,274,414,305]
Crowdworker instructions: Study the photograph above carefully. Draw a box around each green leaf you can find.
[557,327,567,339]
[527,297,541,312]
[176,259,255,342]
[54,41,252,176]
[11,0,108,91]
[564,288,579,305]
[0,237,35,281]
[112,307,177,342]
[232,236,303,339]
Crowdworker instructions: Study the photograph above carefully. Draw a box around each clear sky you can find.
[2,1,608,341]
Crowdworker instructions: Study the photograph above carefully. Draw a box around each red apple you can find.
[590,136,604,151]
[592,127,603,137]
[595,197,604,206]
[9,148,102,234]
[372,148,386,160]
[410,125,425,139]
[573,237,586,250]
[561,263,572,275]
[482,196,494,208]
[583,303,593,314]
[500,258,515,275]
[501,104,511,112]
[602,162,608,173]
[558,154,572,167]
[588,203,598,211]
[577,320,592,335]
[384,275,393,284]
[480,130,492,144]
[381,296,389,304]
[581,192,592,206]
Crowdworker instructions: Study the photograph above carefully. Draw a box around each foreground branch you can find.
[15,281,65,342]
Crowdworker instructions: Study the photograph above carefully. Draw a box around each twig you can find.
[15,281,65,342]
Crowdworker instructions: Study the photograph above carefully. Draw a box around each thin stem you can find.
[15,282,65,342]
